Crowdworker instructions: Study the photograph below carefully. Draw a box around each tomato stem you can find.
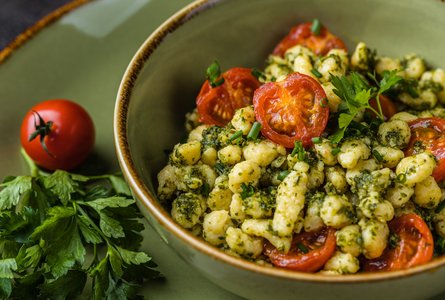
[29,110,54,157]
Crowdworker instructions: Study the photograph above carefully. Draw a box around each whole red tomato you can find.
[20,99,95,170]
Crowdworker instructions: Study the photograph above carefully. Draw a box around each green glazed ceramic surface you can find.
[115,0,445,299]
[0,0,240,299]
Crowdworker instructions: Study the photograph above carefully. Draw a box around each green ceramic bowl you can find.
[115,0,445,299]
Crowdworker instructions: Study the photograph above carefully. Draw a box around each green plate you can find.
[2,1,445,299]
[0,0,241,299]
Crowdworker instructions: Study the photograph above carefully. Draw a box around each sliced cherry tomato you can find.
[363,213,433,272]
[20,99,95,171]
[405,117,445,182]
[272,21,347,57]
[253,72,329,148]
[368,95,398,121]
[263,227,336,272]
[196,67,261,127]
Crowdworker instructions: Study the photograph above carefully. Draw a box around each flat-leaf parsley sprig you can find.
[329,70,403,143]
[0,151,160,299]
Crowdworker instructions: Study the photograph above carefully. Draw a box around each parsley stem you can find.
[21,148,41,177]
[367,105,384,121]
[375,93,384,120]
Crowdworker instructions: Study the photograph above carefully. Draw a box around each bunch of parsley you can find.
[329,70,403,143]
[0,153,160,299]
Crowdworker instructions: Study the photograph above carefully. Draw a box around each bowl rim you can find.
[114,0,445,284]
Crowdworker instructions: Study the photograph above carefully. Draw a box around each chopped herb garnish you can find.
[311,19,321,35]
[252,68,267,81]
[247,122,262,140]
[206,61,224,87]
[291,141,306,161]
[389,233,400,249]
[277,170,290,181]
[201,183,210,197]
[240,183,255,199]
[312,137,322,144]
[396,173,407,184]
[297,242,309,254]
[435,199,445,214]
[435,236,445,255]
[405,79,420,98]
[229,130,244,142]
[331,147,341,156]
[311,68,322,78]
[372,149,384,162]
[214,162,229,175]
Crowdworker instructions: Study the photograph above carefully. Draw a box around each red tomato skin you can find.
[405,117,445,182]
[263,227,336,272]
[196,68,261,127]
[273,22,347,57]
[253,72,329,148]
[362,213,434,272]
[20,99,95,170]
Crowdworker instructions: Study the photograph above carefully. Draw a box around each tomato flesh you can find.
[363,214,434,272]
[405,117,445,182]
[263,227,336,272]
[196,67,261,127]
[273,21,347,57]
[20,99,95,171]
[253,72,329,148]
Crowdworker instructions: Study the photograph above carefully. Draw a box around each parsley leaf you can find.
[240,183,255,199]
[379,69,403,95]
[0,277,12,299]
[0,258,17,278]
[0,176,32,210]
[39,270,87,300]
[338,113,354,129]
[41,170,83,205]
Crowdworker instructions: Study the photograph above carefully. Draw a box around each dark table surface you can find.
[0,0,74,50]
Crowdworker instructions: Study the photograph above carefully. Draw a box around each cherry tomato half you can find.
[253,72,329,148]
[196,67,261,127]
[362,214,433,272]
[263,227,336,272]
[368,95,398,121]
[20,99,95,171]
[405,117,445,182]
[272,21,347,57]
